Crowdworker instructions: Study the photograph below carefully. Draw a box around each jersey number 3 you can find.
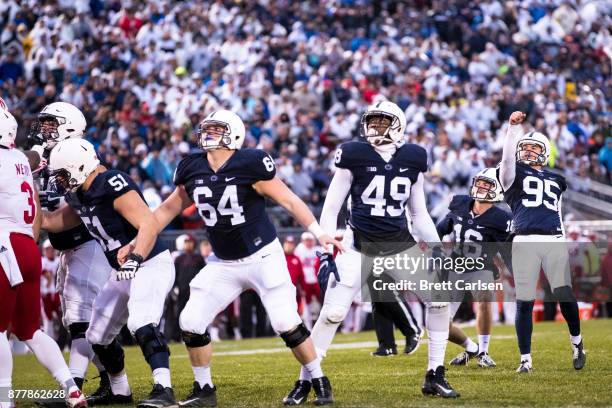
[21,181,35,224]
[193,185,245,227]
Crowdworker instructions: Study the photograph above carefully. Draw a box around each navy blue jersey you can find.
[65,170,165,269]
[503,162,566,235]
[335,142,427,244]
[437,195,511,274]
[48,224,94,251]
[174,149,278,260]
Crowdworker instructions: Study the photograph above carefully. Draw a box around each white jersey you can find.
[294,243,322,285]
[41,255,60,295]
[0,148,36,237]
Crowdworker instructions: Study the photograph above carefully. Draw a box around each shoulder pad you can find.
[398,143,428,173]
[335,141,371,169]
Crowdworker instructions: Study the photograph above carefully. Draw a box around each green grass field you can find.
[12,319,612,407]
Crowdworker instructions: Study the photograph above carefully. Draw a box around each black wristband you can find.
[128,253,144,264]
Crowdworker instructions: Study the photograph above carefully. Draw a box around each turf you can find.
[12,319,612,407]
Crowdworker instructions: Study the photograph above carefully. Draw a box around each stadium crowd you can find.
[0,0,609,230]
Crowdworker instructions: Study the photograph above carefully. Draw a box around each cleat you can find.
[74,378,85,390]
[371,346,397,357]
[283,380,311,405]
[311,376,333,405]
[404,332,422,355]
[516,360,532,373]
[86,373,133,406]
[179,382,217,407]
[66,389,88,408]
[421,366,459,398]
[449,349,478,366]
[572,341,586,370]
[476,352,497,368]
[137,384,176,408]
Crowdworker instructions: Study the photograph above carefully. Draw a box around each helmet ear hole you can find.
[79,164,84,172]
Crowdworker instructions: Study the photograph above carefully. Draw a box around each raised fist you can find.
[509,111,526,125]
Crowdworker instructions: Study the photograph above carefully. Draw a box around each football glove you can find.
[317,251,340,299]
[116,253,144,281]
[39,191,61,211]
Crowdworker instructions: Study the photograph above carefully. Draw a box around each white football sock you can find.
[152,368,171,388]
[69,337,94,379]
[462,337,478,354]
[570,334,582,346]
[426,305,450,371]
[0,332,13,394]
[478,335,490,354]
[192,365,213,387]
[25,330,73,390]
[520,353,532,363]
[303,358,323,380]
[299,365,311,381]
[109,373,131,396]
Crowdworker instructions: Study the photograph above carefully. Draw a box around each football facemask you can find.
[198,121,233,151]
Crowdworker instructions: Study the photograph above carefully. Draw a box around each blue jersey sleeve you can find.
[173,154,198,186]
[334,141,366,170]
[240,149,276,183]
[436,213,454,239]
[103,171,139,201]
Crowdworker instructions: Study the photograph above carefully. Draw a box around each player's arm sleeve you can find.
[320,167,352,236]
[408,173,440,243]
[499,124,522,190]
[251,150,276,181]
[435,214,453,240]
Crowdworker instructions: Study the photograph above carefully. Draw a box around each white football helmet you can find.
[48,138,100,194]
[198,110,246,151]
[516,131,550,166]
[0,100,17,149]
[360,100,407,146]
[470,167,503,202]
[33,102,86,148]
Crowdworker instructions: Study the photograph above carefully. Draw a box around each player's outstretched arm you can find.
[113,190,161,260]
[319,168,352,243]
[154,185,193,230]
[408,173,441,243]
[499,111,526,191]
[253,177,344,252]
[41,204,82,233]
[118,185,193,264]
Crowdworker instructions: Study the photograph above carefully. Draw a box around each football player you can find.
[126,109,343,407]
[27,102,115,402]
[0,103,87,408]
[500,111,586,373]
[42,138,176,407]
[436,167,511,368]
[284,101,459,403]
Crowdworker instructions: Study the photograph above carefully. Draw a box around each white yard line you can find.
[171,335,519,359]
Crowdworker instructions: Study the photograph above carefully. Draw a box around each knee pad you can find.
[181,331,211,349]
[69,322,89,340]
[553,286,576,302]
[91,339,124,375]
[134,324,170,363]
[322,304,348,325]
[280,323,310,349]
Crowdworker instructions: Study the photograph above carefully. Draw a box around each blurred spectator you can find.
[294,232,322,327]
[0,0,607,226]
